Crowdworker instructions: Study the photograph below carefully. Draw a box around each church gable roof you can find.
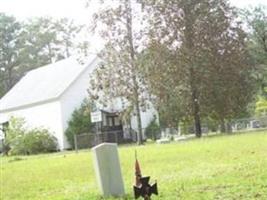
[0,54,98,112]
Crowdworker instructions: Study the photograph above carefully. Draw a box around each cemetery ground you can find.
[1,130,267,200]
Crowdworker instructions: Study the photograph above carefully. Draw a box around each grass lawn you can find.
[1,131,267,200]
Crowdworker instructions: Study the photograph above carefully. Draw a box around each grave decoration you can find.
[133,151,158,200]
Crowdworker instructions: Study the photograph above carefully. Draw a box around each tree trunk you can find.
[220,118,226,133]
[193,95,202,137]
[194,113,201,137]
[65,41,70,57]
[126,0,143,145]
[135,99,143,145]
[47,43,53,63]
[184,6,202,138]
[226,120,232,133]
[7,68,13,91]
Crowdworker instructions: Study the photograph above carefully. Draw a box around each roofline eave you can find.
[0,97,59,114]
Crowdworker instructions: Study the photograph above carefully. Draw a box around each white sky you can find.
[0,0,266,23]
[0,0,266,52]
[0,0,92,23]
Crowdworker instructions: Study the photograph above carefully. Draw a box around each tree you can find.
[141,0,256,135]
[241,6,267,116]
[88,0,148,144]
[0,15,64,98]
[196,3,256,131]
[65,99,92,148]
[54,18,85,58]
[202,23,255,131]
[242,6,267,64]
[21,17,87,66]
[0,13,23,95]
[0,15,90,98]
[20,17,63,66]
[255,96,267,115]
[145,115,160,140]
[140,42,185,128]
[20,17,90,69]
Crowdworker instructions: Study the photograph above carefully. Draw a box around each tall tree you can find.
[0,15,90,98]
[20,17,62,68]
[88,0,147,144]
[201,18,255,131]
[140,42,186,128]
[21,17,89,66]
[54,18,84,58]
[242,6,267,94]
[142,0,256,135]
[242,6,267,115]
[0,13,23,95]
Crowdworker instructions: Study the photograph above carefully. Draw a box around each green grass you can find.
[1,131,267,200]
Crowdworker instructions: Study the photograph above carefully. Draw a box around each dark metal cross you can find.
[133,176,158,200]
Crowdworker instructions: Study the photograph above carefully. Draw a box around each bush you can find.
[5,117,58,155]
[145,116,161,141]
[4,117,26,154]
[22,128,58,154]
[255,97,267,116]
[65,99,92,148]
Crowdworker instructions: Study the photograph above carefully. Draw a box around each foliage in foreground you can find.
[5,117,58,155]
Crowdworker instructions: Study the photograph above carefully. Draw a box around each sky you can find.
[0,0,92,23]
[0,0,266,23]
[0,0,266,52]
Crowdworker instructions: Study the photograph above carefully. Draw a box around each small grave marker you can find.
[92,143,125,197]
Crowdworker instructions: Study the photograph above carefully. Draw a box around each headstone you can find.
[160,130,166,138]
[250,120,260,129]
[92,143,125,197]
[156,138,170,144]
[174,136,187,142]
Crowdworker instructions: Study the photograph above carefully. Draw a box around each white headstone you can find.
[92,143,125,197]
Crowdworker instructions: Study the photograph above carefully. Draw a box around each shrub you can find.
[145,116,161,141]
[255,97,267,116]
[4,117,26,154]
[22,128,58,154]
[5,117,58,155]
[65,99,92,148]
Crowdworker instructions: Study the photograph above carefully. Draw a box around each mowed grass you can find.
[1,131,267,200]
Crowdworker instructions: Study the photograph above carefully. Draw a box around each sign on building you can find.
[91,111,102,123]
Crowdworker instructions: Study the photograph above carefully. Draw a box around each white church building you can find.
[0,54,158,150]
